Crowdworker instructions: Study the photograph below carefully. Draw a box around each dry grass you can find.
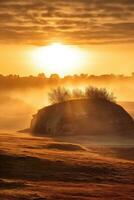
[0,132,134,200]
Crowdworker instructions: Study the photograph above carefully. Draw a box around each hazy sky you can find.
[0,0,134,76]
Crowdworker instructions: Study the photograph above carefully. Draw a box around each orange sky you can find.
[0,0,134,76]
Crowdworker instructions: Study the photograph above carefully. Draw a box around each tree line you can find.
[0,73,134,90]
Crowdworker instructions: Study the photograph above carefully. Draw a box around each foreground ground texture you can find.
[0,132,134,200]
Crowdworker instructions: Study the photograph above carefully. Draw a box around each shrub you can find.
[85,86,116,102]
[72,88,85,99]
[48,87,71,104]
[48,86,116,104]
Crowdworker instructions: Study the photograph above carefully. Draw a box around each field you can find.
[0,131,134,200]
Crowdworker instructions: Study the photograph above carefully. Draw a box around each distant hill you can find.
[30,99,134,140]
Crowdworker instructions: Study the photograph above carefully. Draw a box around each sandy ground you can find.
[0,131,134,200]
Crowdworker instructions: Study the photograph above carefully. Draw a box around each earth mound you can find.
[30,99,134,138]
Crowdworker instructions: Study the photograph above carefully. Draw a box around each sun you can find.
[31,42,87,76]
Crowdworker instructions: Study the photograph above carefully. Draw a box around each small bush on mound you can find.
[85,87,116,103]
[45,142,87,151]
[48,86,116,104]
[72,88,85,99]
[48,87,71,104]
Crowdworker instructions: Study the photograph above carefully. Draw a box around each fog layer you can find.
[1,73,134,131]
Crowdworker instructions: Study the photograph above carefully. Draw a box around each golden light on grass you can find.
[31,42,88,76]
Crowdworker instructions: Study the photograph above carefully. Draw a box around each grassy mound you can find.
[31,99,134,139]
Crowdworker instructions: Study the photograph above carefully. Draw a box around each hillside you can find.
[0,132,134,200]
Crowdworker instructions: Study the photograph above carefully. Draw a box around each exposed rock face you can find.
[30,99,134,137]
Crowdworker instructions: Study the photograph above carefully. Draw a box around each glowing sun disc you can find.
[32,42,87,76]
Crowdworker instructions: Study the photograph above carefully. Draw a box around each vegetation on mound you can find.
[48,86,116,104]
[30,86,134,137]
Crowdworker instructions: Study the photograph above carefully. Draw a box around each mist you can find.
[1,73,134,131]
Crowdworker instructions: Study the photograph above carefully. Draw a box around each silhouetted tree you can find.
[50,74,60,79]
[38,73,46,79]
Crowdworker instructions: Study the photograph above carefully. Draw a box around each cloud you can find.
[0,0,134,45]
